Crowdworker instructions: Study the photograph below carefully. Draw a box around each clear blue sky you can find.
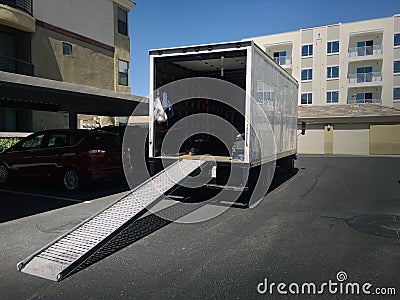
[129,0,399,96]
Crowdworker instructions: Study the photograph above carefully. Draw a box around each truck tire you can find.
[243,162,275,208]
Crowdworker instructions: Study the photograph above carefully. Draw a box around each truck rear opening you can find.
[149,41,298,195]
[153,49,247,159]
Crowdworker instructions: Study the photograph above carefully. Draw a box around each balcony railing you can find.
[0,0,32,15]
[273,56,292,66]
[0,55,34,76]
[348,45,383,58]
[347,98,381,104]
[348,72,382,84]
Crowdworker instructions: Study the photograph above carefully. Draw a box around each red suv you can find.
[0,129,124,190]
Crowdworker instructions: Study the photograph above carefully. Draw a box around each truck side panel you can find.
[249,44,298,165]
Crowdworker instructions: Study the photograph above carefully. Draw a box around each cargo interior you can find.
[153,50,247,159]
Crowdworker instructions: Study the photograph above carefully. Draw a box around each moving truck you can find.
[148,40,299,204]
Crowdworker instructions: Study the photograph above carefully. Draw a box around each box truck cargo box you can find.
[148,40,298,194]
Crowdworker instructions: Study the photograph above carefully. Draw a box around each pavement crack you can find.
[300,165,327,198]
[320,215,346,221]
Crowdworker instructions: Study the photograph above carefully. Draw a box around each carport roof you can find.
[298,104,400,124]
[0,71,148,116]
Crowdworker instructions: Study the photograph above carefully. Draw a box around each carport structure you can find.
[0,71,147,131]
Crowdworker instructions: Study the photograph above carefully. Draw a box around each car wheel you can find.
[0,164,9,184]
[63,168,80,191]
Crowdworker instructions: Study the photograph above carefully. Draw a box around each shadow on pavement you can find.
[0,179,130,223]
[269,167,299,193]
[66,167,299,279]
[71,199,208,277]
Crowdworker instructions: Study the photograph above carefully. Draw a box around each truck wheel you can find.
[63,168,80,191]
[0,164,9,184]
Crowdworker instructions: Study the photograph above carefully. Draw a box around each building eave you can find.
[0,71,148,116]
[297,104,400,124]
[113,0,136,11]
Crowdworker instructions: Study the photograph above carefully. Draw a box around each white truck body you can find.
[148,40,298,189]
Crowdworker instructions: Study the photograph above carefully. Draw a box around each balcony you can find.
[348,72,382,87]
[0,0,32,15]
[347,98,381,104]
[272,56,292,68]
[348,45,383,61]
[0,0,35,32]
[0,54,34,76]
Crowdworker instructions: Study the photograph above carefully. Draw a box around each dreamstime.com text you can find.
[257,272,396,296]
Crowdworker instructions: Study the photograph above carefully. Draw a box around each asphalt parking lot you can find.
[0,178,130,223]
[0,155,399,299]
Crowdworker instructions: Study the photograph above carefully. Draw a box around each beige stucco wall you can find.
[31,26,115,90]
[252,15,397,107]
[333,124,370,155]
[32,111,69,132]
[0,3,35,32]
[394,48,400,60]
[113,2,131,93]
[370,124,400,154]
[393,75,400,87]
[297,125,325,154]
[297,122,400,156]
[324,125,333,154]
[33,0,114,47]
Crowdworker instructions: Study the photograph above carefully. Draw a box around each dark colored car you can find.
[100,125,149,164]
[0,129,123,190]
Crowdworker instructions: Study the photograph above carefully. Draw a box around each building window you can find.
[118,60,129,86]
[62,42,72,56]
[301,93,312,105]
[327,41,339,54]
[273,51,287,65]
[394,33,400,47]
[357,40,373,56]
[356,92,373,103]
[394,61,400,74]
[356,66,373,83]
[327,66,339,79]
[301,69,313,81]
[301,44,313,57]
[394,88,400,101]
[327,91,339,103]
[118,8,128,36]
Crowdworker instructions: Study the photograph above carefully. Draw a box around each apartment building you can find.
[251,15,400,155]
[252,15,400,109]
[0,0,136,132]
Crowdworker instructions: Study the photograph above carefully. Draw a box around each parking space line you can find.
[0,189,85,203]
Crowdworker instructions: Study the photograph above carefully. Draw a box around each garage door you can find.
[297,125,324,154]
[333,124,370,155]
[370,125,400,155]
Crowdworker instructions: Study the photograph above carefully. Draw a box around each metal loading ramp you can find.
[17,159,207,281]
